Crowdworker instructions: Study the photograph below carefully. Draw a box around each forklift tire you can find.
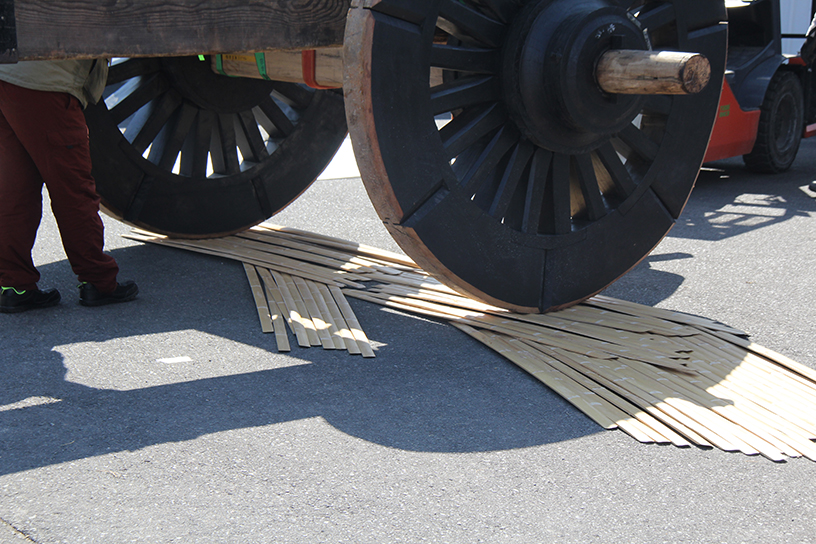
[743,71,804,174]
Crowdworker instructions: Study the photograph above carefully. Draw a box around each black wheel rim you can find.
[346,0,727,312]
[86,57,347,237]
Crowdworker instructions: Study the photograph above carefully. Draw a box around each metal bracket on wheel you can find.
[0,0,16,63]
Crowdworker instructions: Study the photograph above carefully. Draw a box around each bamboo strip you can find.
[364,272,461,296]
[558,350,743,452]
[241,229,405,276]
[540,347,715,448]
[678,337,816,432]
[125,232,356,288]
[588,296,747,336]
[233,235,375,274]
[316,282,361,354]
[330,286,376,358]
[453,324,625,432]
[517,340,690,446]
[280,273,321,347]
[293,276,335,349]
[373,284,509,314]
[259,224,418,268]
[553,305,696,337]
[643,364,816,459]
[667,352,816,445]
[256,268,291,352]
[306,281,347,350]
[243,264,274,334]
[269,271,312,348]
[197,237,370,287]
[506,337,676,444]
[704,330,816,388]
[609,359,788,461]
[343,290,461,322]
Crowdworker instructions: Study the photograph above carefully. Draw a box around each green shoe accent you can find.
[1,287,25,295]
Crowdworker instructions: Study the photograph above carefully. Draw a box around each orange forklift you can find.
[705,0,816,172]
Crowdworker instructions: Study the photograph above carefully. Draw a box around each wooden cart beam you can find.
[0,0,349,63]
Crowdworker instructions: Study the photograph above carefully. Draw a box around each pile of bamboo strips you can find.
[126,225,816,462]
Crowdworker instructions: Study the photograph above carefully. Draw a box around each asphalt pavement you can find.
[1,138,815,543]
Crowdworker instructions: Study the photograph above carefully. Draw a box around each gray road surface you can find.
[1,139,815,543]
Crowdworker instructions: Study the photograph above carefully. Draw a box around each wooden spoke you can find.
[618,124,661,163]
[430,75,500,115]
[478,0,521,24]
[521,149,553,235]
[86,57,347,236]
[258,96,295,137]
[459,125,519,193]
[574,154,607,222]
[439,103,507,158]
[487,141,536,220]
[271,82,314,110]
[108,74,169,125]
[595,142,636,198]
[345,0,727,311]
[214,114,241,175]
[551,153,572,235]
[437,0,506,48]
[237,110,269,163]
[430,44,500,74]
[107,57,161,86]
[180,110,215,179]
[156,103,199,171]
[132,90,183,157]
[634,2,677,31]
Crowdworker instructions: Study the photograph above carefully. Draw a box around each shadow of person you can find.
[0,246,602,477]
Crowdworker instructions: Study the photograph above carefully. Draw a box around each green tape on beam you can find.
[255,53,271,80]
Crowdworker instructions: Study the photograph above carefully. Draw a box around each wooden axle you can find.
[596,50,711,95]
[213,49,445,89]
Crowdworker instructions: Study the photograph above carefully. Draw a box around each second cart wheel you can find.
[743,70,804,174]
[345,0,727,312]
[85,57,348,237]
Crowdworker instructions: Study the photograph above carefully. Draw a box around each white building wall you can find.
[781,0,813,54]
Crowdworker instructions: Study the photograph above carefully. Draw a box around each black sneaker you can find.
[0,287,61,313]
[79,280,139,307]
[810,181,816,192]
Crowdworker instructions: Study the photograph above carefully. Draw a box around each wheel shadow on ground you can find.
[0,244,602,477]
[600,252,690,308]
[673,144,816,242]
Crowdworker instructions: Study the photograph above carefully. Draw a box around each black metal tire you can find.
[345,0,728,312]
[85,57,348,238]
[743,70,805,174]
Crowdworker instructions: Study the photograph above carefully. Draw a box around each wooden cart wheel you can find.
[345,0,727,312]
[85,56,347,237]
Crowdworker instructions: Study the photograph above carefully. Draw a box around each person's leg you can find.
[0,80,45,292]
[1,83,120,293]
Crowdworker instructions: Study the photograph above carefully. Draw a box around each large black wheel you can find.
[345,0,728,313]
[743,70,804,174]
[85,57,348,237]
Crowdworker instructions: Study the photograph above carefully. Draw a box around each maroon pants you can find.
[0,79,118,293]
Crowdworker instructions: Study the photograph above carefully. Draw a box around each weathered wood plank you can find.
[8,0,349,60]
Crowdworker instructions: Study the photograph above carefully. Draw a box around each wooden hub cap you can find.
[503,0,648,154]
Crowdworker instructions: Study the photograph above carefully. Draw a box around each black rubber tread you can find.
[346,0,728,312]
[85,57,348,238]
[743,70,805,174]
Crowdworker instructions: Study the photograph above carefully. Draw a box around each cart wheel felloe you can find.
[744,71,804,174]
[85,56,347,237]
[345,0,727,312]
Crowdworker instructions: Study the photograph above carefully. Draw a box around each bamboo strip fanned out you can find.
[129,225,816,462]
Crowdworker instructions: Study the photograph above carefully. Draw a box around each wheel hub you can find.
[160,56,279,114]
[503,0,649,154]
